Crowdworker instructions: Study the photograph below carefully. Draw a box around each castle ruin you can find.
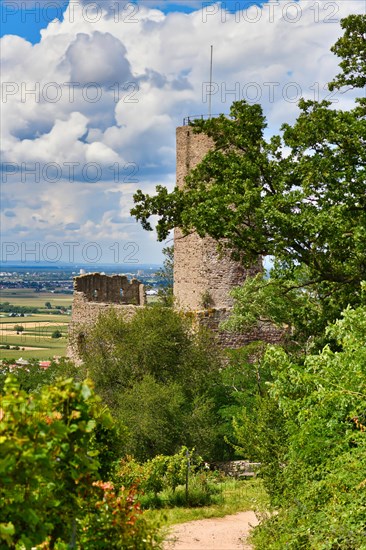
[174,124,282,348]
[68,121,282,361]
[67,273,145,362]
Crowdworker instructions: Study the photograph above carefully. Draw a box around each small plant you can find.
[115,448,219,509]
[200,290,214,309]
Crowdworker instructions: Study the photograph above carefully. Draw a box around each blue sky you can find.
[1,0,364,265]
[1,1,70,43]
[1,1,264,43]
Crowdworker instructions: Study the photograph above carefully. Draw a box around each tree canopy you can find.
[131,14,366,344]
[77,305,232,461]
[248,302,366,548]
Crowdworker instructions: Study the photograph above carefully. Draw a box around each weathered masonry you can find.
[73,273,145,306]
[174,125,260,311]
[68,273,145,362]
[174,124,283,348]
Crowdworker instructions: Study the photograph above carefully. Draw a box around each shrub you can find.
[115,448,218,509]
[0,376,160,549]
[78,482,161,549]
[249,304,366,548]
[79,306,226,460]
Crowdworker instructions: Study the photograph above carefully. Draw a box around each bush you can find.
[116,447,202,493]
[115,447,219,509]
[249,304,366,548]
[51,329,62,339]
[79,306,227,461]
[78,482,161,549]
[0,376,160,549]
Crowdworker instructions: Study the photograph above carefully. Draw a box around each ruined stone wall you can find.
[211,460,261,478]
[195,308,284,350]
[68,273,145,363]
[174,126,261,311]
[74,273,145,305]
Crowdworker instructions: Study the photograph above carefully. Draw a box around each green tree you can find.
[155,245,174,306]
[45,301,52,309]
[329,13,366,91]
[117,375,185,459]
[52,329,63,339]
[13,325,24,333]
[78,306,227,460]
[250,303,366,548]
[131,14,366,345]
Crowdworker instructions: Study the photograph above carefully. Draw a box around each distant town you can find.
[0,263,165,295]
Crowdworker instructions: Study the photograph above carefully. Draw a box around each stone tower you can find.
[174,125,260,311]
[173,124,281,348]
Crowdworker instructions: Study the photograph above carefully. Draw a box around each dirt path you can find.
[163,511,259,550]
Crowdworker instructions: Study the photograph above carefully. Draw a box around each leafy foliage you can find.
[131,14,366,344]
[0,358,81,394]
[115,447,219,508]
[78,305,229,460]
[329,14,366,90]
[78,482,161,549]
[117,447,201,494]
[0,376,160,549]
[249,304,366,548]
[218,343,288,500]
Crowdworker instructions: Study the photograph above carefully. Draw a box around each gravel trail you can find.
[163,510,259,550]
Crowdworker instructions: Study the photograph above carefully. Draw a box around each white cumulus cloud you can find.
[1,0,364,263]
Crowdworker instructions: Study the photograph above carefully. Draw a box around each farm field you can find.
[0,289,72,359]
[0,289,73,308]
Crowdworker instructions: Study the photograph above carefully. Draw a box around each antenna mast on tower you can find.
[208,45,213,119]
